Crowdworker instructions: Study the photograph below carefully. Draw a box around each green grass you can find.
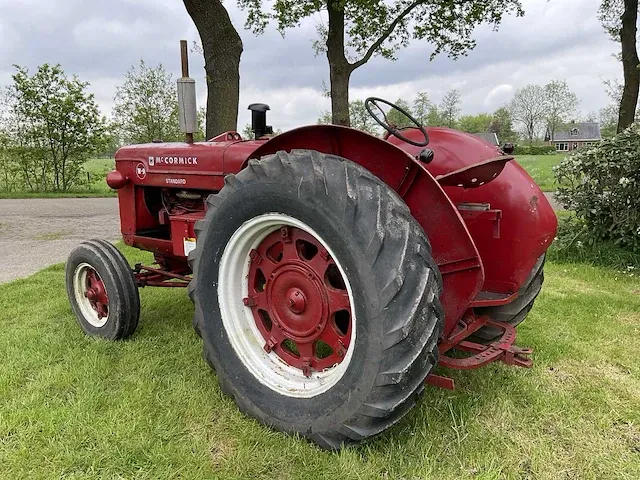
[515,154,566,192]
[0,158,116,199]
[1,245,639,479]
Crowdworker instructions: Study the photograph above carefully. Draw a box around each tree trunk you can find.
[327,2,351,126]
[618,0,640,132]
[183,0,243,139]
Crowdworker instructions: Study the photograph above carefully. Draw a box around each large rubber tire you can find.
[470,255,545,344]
[188,150,443,450]
[66,240,140,340]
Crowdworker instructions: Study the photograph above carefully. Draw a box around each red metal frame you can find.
[134,263,191,288]
[110,123,557,386]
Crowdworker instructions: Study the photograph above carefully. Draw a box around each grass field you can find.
[1,245,639,479]
[0,158,116,199]
[515,154,566,192]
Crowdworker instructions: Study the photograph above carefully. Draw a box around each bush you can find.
[554,124,640,252]
[548,215,640,269]
[512,145,556,155]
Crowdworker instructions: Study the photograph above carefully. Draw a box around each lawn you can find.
[1,245,639,479]
[515,154,566,192]
[0,158,115,199]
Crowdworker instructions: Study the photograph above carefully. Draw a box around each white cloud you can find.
[484,85,514,110]
[0,0,624,132]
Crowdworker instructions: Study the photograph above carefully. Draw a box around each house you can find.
[473,132,500,146]
[549,122,601,152]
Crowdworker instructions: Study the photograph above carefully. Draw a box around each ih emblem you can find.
[135,163,147,180]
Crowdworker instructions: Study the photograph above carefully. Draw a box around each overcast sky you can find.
[0,0,621,132]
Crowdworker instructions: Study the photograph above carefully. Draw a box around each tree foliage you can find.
[508,84,547,143]
[239,0,523,126]
[599,0,625,40]
[458,113,492,134]
[412,91,440,126]
[489,107,518,142]
[113,60,181,145]
[544,80,579,140]
[386,98,414,128]
[0,64,106,192]
[439,89,461,128]
[317,99,379,134]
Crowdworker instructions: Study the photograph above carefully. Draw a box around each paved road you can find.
[0,198,120,284]
[0,192,561,284]
[544,191,561,211]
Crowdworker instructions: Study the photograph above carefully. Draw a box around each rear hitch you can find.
[426,316,533,390]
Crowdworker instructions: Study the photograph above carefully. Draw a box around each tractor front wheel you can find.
[188,150,443,449]
[66,240,140,340]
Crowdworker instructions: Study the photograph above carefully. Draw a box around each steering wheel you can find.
[365,97,429,147]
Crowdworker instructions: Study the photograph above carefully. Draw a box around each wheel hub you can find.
[246,226,353,376]
[267,264,327,341]
[286,288,306,314]
[85,269,109,319]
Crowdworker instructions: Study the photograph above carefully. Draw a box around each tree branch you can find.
[350,0,427,71]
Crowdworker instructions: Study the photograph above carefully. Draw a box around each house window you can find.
[572,142,578,150]
[556,142,568,151]
[570,128,579,136]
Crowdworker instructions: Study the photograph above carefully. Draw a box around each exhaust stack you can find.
[177,40,197,143]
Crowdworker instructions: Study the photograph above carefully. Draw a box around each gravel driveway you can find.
[0,198,120,284]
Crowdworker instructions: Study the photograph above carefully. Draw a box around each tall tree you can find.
[413,91,436,125]
[543,80,579,140]
[617,0,639,131]
[9,65,106,191]
[599,0,639,132]
[439,89,461,128]
[508,85,547,143]
[184,0,243,138]
[489,107,518,142]
[113,60,181,144]
[239,1,523,126]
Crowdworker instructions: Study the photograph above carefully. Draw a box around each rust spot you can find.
[529,195,539,212]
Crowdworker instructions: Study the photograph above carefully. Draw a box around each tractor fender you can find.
[246,125,484,334]
[388,127,558,294]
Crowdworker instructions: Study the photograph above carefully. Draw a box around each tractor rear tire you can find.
[66,240,140,340]
[188,150,444,450]
[470,255,545,344]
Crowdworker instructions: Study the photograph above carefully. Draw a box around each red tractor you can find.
[66,61,556,449]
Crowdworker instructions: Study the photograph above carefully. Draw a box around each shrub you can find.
[548,215,640,269]
[512,145,556,155]
[554,124,640,252]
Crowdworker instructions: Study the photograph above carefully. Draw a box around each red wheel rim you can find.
[246,226,352,376]
[85,268,109,319]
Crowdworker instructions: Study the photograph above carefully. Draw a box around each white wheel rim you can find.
[218,213,357,398]
[73,262,109,328]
